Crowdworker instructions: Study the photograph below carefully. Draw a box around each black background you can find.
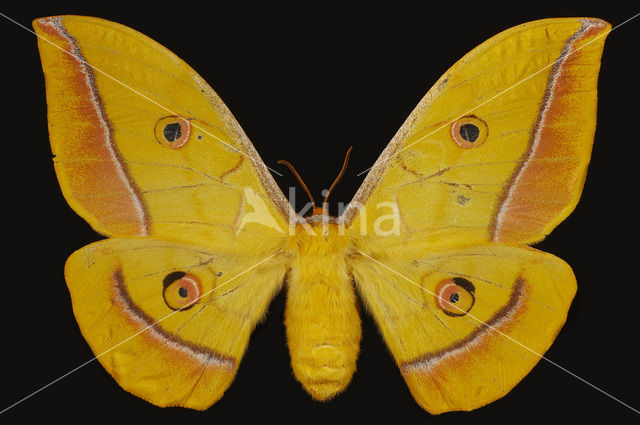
[1,2,639,423]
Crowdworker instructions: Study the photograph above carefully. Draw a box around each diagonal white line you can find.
[356,12,640,177]
[0,12,283,177]
[356,249,639,415]
[0,250,282,415]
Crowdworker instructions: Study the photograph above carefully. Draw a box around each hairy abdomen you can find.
[285,238,361,401]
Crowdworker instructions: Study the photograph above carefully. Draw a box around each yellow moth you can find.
[34,15,609,413]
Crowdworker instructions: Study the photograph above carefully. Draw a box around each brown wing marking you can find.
[112,269,236,370]
[35,17,149,236]
[401,277,526,373]
[491,19,609,243]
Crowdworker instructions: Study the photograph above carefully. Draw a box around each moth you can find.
[34,15,609,413]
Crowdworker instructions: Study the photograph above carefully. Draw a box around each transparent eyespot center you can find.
[154,116,192,149]
[450,116,488,148]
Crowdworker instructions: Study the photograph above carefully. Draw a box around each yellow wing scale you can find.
[346,18,609,248]
[66,237,287,409]
[350,244,575,413]
[34,15,292,249]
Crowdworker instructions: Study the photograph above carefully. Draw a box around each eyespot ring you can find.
[162,271,201,311]
[435,277,476,317]
[154,116,192,149]
[450,115,488,148]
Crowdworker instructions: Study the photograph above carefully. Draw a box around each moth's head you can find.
[278,146,353,218]
[311,206,326,216]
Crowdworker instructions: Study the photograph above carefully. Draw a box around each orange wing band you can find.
[35,17,149,236]
[492,19,609,243]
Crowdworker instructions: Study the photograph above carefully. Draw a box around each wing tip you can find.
[580,17,611,31]
[32,16,61,34]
